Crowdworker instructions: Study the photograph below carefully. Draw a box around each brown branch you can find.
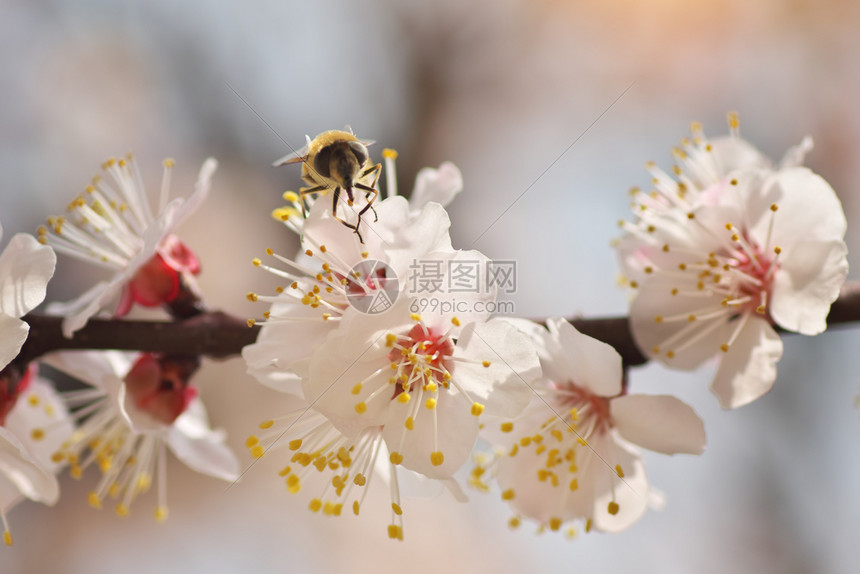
[16,312,259,365]
[12,281,860,370]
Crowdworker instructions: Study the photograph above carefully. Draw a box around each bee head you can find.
[314,140,368,188]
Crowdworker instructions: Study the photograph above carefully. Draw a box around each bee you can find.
[273,129,381,243]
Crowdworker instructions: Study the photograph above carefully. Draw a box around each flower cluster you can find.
[243,141,543,539]
[616,114,848,408]
[0,156,237,545]
[0,114,850,547]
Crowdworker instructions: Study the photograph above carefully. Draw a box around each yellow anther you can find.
[252,258,262,267]
[654,315,663,324]
[569,478,579,491]
[425,398,437,410]
[501,422,514,433]
[482,361,491,368]
[509,516,521,529]
[355,402,367,414]
[4,531,12,546]
[389,452,403,465]
[115,504,129,518]
[288,439,303,450]
[246,319,256,328]
[259,420,274,429]
[309,498,323,513]
[774,246,782,255]
[666,350,675,359]
[305,249,313,257]
[410,313,422,322]
[387,524,403,540]
[569,407,579,421]
[351,383,363,395]
[250,445,264,458]
[31,428,45,441]
[382,148,399,159]
[88,492,102,509]
[398,392,411,404]
[430,451,444,466]
[585,519,593,533]
[451,316,461,327]
[245,436,259,448]
[501,489,515,501]
[470,403,485,416]
[154,506,169,522]
[245,292,258,302]
[615,464,624,478]
[549,517,562,531]
[608,501,620,515]
[720,343,730,352]
[392,503,403,515]
[353,501,360,515]
[576,437,588,447]
[385,333,398,347]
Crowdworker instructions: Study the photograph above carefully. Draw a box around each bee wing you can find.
[272,134,312,167]
[343,125,374,147]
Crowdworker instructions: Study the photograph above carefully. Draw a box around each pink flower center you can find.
[124,354,198,425]
[388,324,454,398]
[553,380,613,437]
[0,367,33,426]
[726,233,778,317]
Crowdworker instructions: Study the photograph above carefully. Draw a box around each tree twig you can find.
[13,281,860,369]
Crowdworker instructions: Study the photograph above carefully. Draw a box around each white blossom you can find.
[617,116,847,408]
[40,156,216,337]
[0,226,56,371]
[474,318,705,535]
[43,351,239,520]
[0,372,72,546]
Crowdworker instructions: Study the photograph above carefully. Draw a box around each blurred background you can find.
[2,0,860,572]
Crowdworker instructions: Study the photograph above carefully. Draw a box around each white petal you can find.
[5,377,74,470]
[0,314,28,371]
[242,302,336,393]
[497,317,569,383]
[305,322,394,436]
[770,240,848,335]
[451,320,540,418]
[630,281,733,370]
[779,136,813,169]
[591,436,650,533]
[0,426,59,505]
[166,398,240,482]
[550,318,622,397]
[408,162,463,212]
[710,135,771,176]
[0,233,56,318]
[710,319,783,409]
[761,167,847,251]
[41,350,135,391]
[169,158,217,231]
[611,394,706,455]
[382,388,478,479]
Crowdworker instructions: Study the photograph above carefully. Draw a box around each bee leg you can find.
[331,186,365,243]
[359,162,382,189]
[355,183,379,223]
